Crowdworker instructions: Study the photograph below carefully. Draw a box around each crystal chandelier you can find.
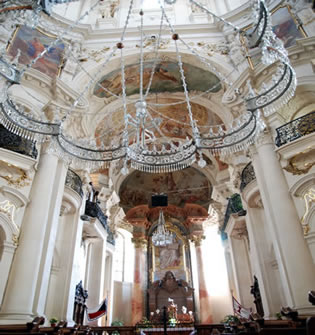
[0,0,296,173]
[152,210,173,247]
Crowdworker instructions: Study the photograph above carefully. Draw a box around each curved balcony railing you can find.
[0,125,38,159]
[275,111,315,147]
[65,169,84,198]
[221,193,246,240]
[85,200,107,226]
[84,200,115,245]
[240,162,256,192]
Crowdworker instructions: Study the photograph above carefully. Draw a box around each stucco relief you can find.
[0,160,30,189]
[284,148,315,175]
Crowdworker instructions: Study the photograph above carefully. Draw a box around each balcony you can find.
[221,194,246,240]
[0,125,38,159]
[240,162,256,192]
[65,169,84,198]
[275,111,315,147]
[84,200,115,245]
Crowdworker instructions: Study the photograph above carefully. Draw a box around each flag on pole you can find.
[232,296,252,320]
[87,298,107,321]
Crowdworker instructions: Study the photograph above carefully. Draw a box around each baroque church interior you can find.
[0,0,315,334]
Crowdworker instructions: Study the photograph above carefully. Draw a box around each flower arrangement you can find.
[221,314,240,325]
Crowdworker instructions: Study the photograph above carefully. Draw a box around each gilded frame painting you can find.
[149,225,191,283]
[7,25,65,77]
[241,5,307,70]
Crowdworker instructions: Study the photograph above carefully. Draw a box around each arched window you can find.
[114,232,124,281]
[113,229,135,282]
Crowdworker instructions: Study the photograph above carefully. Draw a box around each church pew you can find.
[89,326,135,335]
[194,323,225,334]
[0,316,45,333]
[259,328,306,335]
[306,316,315,335]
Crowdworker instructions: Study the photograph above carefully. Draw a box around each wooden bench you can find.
[0,316,45,334]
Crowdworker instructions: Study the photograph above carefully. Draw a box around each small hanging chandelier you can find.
[152,210,173,247]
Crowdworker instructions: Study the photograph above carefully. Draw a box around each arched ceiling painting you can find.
[95,98,223,144]
[119,167,212,213]
[93,60,221,98]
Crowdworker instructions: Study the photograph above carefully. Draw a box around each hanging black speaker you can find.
[151,194,168,207]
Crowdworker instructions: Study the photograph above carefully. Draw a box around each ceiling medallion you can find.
[0,0,296,173]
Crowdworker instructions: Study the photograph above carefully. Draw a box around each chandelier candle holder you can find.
[0,0,297,173]
[152,210,174,247]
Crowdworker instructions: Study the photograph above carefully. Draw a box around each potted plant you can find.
[221,315,240,333]
[49,317,58,327]
[111,320,124,335]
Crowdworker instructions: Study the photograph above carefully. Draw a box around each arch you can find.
[289,173,315,198]
[0,185,29,209]
[0,212,19,243]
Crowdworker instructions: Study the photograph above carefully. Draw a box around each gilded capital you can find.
[190,235,205,247]
[132,236,148,249]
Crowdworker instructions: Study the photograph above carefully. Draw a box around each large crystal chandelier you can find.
[0,0,296,173]
[152,210,173,247]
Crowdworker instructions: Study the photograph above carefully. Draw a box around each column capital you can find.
[255,131,274,148]
[132,236,148,249]
[190,234,205,247]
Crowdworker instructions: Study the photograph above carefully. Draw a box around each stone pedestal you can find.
[0,152,67,323]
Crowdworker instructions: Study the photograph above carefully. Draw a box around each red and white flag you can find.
[232,296,252,320]
[87,298,107,321]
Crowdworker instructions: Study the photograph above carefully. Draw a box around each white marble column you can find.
[252,133,315,312]
[244,202,284,317]
[0,241,16,307]
[131,236,147,325]
[103,250,114,326]
[85,221,107,326]
[193,236,213,324]
[45,186,84,325]
[225,217,254,309]
[0,151,67,323]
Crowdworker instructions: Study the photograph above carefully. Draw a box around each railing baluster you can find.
[275,111,315,147]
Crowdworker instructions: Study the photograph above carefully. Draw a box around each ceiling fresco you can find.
[95,98,223,144]
[93,60,221,98]
[118,167,212,213]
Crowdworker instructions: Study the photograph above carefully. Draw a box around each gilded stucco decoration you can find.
[0,160,30,188]
[131,236,148,249]
[0,200,20,240]
[284,147,315,175]
[301,188,315,235]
